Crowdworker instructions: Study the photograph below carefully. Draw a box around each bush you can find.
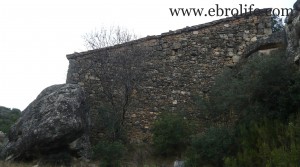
[152,113,191,157]
[0,106,21,133]
[185,127,235,167]
[203,50,300,122]
[93,140,126,167]
[189,50,300,166]
[224,117,300,167]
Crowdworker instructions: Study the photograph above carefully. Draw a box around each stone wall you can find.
[66,9,273,143]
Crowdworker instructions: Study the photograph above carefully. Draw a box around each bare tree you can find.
[91,46,149,141]
[82,26,149,141]
[83,26,138,49]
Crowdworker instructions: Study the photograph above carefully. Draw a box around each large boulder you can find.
[1,84,91,161]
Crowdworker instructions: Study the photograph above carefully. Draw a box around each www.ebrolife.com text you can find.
[169,4,292,17]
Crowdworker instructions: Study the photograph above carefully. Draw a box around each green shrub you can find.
[190,50,300,166]
[152,113,191,157]
[224,117,300,167]
[93,140,126,167]
[0,106,21,133]
[185,127,234,167]
[203,50,300,122]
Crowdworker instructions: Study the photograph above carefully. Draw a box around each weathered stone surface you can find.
[285,3,300,62]
[294,0,300,11]
[1,84,91,161]
[242,30,286,58]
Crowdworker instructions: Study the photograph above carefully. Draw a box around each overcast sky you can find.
[0,0,294,110]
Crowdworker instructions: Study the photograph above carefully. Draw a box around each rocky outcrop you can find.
[1,84,91,161]
[294,0,300,11]
[285,0,300,63]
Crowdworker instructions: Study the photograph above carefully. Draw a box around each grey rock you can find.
[173,42,181,49]
[174,160,184,167]
[232,55,240,63]
[0,131,7,147]
[285,4,300,61]
[1,84,91,161]
[294,0,300,11]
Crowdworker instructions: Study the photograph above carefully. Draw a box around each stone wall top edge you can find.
[66,8,272,60]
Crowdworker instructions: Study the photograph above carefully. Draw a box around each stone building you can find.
[66,8,276,143]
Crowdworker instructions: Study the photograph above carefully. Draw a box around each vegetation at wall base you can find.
[185,50,300,166]
[224,116,300,167]
[92,140,126,167]
[185,127,235,167]
[152,113,191,157]
[96,105,128,142]
[147,50,300,167]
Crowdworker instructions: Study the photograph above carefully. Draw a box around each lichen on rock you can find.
[1,84,91,161]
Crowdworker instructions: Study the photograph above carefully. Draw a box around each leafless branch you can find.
[83,26,138,50]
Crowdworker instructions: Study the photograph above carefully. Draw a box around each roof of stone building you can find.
[67,8,272,60]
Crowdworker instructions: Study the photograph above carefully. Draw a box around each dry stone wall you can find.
[67,9,272,143]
